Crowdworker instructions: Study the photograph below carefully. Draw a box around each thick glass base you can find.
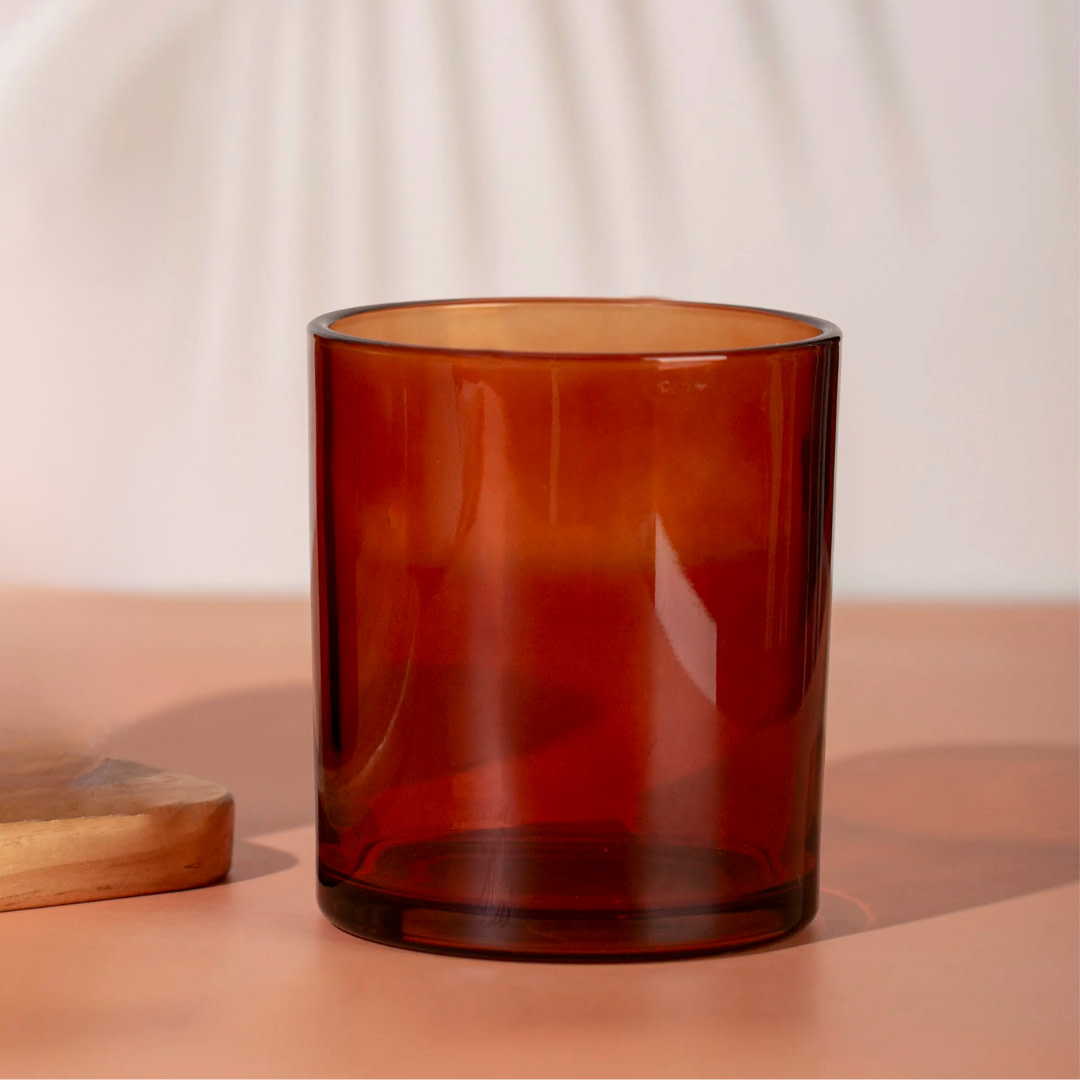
[318,828,817,961]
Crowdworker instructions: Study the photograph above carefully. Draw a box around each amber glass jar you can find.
[310,298,840,960]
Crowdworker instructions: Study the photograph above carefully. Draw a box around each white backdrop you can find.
[0,0,1076,597]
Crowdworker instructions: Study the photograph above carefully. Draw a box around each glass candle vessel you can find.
[310,298,840,960]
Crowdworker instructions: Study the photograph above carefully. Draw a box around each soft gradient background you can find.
[0,0,1076,598]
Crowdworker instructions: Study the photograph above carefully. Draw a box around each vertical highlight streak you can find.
[654,516,716,705]
[434,0,492,290]
[548,369,560,526]
[611,0,681,287]
[361,0,391,299]
[531,0,612,289]
[736,0,813,216]
[846,0,928,224]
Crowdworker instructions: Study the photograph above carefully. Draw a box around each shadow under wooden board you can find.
[0,759,233,912]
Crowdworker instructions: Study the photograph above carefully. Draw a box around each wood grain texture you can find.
[0,759,233,912]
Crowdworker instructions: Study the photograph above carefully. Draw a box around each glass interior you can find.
[327,299,826,356]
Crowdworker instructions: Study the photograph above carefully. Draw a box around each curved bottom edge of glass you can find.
[317,838,817,962]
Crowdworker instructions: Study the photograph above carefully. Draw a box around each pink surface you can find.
[0,595,1076,1078]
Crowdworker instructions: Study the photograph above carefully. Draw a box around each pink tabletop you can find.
[0,594,1076,1078]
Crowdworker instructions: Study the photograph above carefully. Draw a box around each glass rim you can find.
[309,296,841,362]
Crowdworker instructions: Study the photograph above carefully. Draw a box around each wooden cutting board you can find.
[0,759,233,912]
